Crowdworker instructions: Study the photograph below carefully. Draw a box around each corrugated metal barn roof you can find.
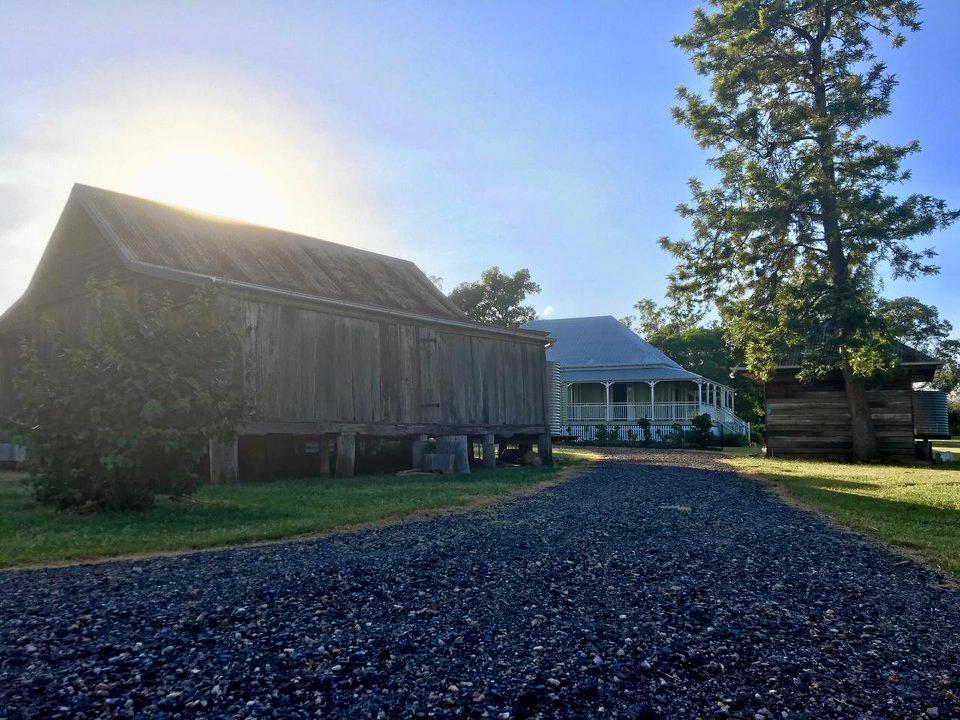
[774,342,942,369]
[73,184,469,322]
[523,316,703,381]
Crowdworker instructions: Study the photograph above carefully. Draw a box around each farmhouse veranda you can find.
[525,315,750,442]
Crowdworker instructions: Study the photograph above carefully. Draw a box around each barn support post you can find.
[318,435,331,475]
[437,435,470,474]
[481,433,497,469]
[335,432,357,478]
[411,434,429,470]
[537,433,553,465]
[209,436,239,485]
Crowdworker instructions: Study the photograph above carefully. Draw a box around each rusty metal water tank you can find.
[913,390,950,439]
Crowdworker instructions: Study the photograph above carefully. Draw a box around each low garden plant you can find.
[567,414,749,449]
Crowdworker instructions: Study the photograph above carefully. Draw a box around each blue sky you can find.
[1,1,958,327]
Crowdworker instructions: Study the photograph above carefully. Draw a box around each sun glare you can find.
[1,65,400,313]
[131,152,290,228]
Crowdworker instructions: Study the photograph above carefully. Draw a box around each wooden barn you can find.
[0,184,553,481]
[743,347,947,462]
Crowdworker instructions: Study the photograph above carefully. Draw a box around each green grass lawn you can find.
[0,448,596,569]
[729,454,960,575]
[719,443,764,458]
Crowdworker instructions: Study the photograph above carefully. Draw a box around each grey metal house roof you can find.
[522,316,707,383]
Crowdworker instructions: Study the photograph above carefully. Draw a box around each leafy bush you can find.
[718,431,750,447]
[11,278,250,511]
[670,422,685,445]
[690,413,713,448]
[636,418,651,444]
[594,424,610,444]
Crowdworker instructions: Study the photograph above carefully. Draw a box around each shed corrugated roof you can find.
[73,184,469,321]
[522,316,704,382]
[774,342,942,368]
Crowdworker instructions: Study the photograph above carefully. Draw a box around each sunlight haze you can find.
[1,0,957,325]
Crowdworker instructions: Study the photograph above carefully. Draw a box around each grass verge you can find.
[728,454,960,576]
[0,448,598,569]
[718,443,763,458]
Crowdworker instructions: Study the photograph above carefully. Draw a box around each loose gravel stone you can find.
[1,449,959,719]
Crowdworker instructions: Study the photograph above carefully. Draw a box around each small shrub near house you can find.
[718,431,750,447]
[10,278,249,511]
[637,418,651,445]
[689,413,713,448]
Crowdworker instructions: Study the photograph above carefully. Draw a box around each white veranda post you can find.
[697,381,703,412]
[647,380,658,422]
[603,382,613,421]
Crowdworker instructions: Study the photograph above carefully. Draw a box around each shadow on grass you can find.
[763,473,960,574]
[588,448,960,576]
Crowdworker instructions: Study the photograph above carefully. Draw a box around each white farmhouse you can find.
[523,316,749,441]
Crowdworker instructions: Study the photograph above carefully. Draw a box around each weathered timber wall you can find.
[238,298,547,434]
[764,370,916,462]
[0,205,125,420]
[0,341,15,421]
[0,202,549,439]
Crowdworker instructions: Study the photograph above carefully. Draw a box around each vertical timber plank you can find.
[209,436,239,484]
[335,432,356,478]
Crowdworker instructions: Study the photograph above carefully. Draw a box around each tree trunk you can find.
[809,24,879,462]
[841,366,878,462]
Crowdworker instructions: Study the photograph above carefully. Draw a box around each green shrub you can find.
[670,422,685,445]
[719,431,750,447]
[594,424,609,444]
[10,278,250,511]
[637,418,651,445]
[690,413,713,448]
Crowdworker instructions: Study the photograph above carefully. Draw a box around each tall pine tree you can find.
[663,1,957,460]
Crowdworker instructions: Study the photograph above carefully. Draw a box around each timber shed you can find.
[745,347,947,462]
[0,184,553,480]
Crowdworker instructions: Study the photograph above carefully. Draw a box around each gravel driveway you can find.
[2,450,958,719]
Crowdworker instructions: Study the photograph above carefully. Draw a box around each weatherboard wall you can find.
[764,370,916,462]
[0,186,551,446]
[236,297,547,434]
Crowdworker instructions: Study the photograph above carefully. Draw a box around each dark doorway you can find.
[611,383,628,403]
